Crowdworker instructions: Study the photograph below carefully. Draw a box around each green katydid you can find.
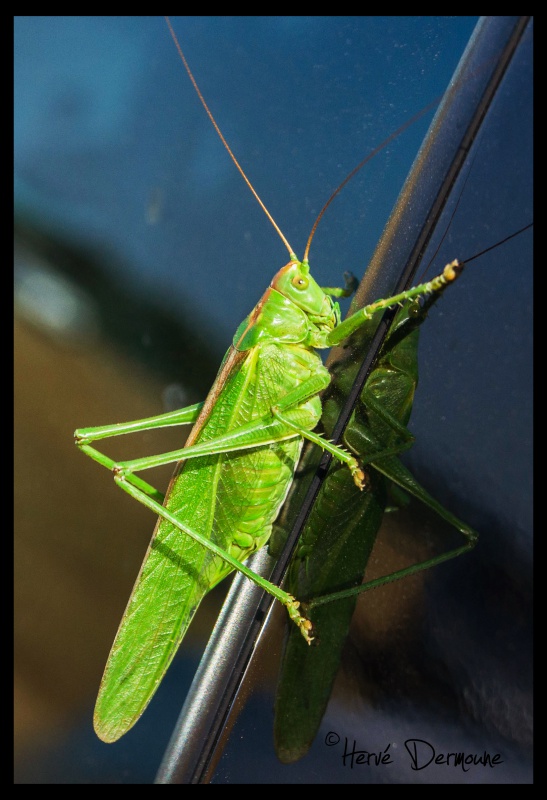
[76,262,467,743]
[74,19,478,746]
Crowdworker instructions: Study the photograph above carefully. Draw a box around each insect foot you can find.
[444,258,463,281]
[427,259,464,292]
[349,459,367,490]
[286,598,314,645]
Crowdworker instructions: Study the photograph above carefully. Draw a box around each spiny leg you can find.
[74,402,204,445]
[327,261,463,346]
[113,470,314,643]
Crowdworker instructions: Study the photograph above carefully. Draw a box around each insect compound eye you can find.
[292,275,309,291]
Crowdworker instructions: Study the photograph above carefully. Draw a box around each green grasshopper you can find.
[75,20,477,745]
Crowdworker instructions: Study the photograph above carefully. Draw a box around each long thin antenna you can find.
[302,96,441,263]
[165,17,296,259]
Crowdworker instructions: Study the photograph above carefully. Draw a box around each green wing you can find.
[94,343,307,742]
